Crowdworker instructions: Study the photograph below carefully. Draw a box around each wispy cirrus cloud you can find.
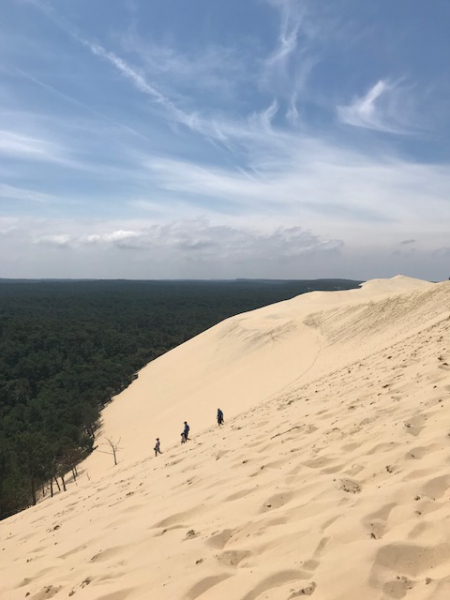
[262,0,320,124]
[0,129,65,163]
[82,38,291,146]
[121,34,249,99]
[252,100,279,132]
[80,40,199,129]
[21,0,201,131]
[139,143,450,231]
[266,0,302,67]
[0,183,56,203]
[337,79,420,134]
[11,66,155,144]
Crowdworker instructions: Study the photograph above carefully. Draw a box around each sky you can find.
[0,0,449,280]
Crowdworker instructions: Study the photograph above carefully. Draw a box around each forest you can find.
[0,278,361,519]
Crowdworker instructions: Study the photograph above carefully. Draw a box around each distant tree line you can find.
[0,278,361,519]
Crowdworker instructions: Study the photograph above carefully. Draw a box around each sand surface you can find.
[1,275,450,600]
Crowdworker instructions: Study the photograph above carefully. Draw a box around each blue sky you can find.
[0,0,449,279]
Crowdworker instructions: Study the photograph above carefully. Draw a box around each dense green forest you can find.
[0,278,361,519]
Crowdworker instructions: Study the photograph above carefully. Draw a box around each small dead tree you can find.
[104,437,121,466]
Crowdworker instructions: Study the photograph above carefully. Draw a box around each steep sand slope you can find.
[84,275,433,473]
[1,276,450,600]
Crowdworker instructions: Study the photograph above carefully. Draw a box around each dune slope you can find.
[1,276,450,600]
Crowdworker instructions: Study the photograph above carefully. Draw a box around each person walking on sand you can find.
[154,437,162,457]
[217,408,224,426]
[183,421,190,441]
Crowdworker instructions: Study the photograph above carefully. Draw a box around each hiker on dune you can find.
[181,421,190,443]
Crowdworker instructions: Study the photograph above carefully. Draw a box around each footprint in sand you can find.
[374,541,450,578]
[362,503,396,540]
[367,442,397,455]
[185,574,231,600]
[289,581,317,597]
[217,549,252,568]
[303,456,334,470]
[207,528,234,549]
[152,508,199,529]
[29,585,62,600]
[383,576,415,598]
[17,567,54,588]
[404,414,426,436]
[420,474,450,500]
[240,570,311,600]
[303,536,330,571]
[94,590,135,600]
[404,446,428,460]
[90,546,125,563]
[340,479,362,494]
[260,491,294,512]
[224,488,254,502]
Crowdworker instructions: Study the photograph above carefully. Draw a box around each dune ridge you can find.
[1,276,450,600]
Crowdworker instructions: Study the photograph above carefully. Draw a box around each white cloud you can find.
[4,215,450,281]
[0,217,20,235]
[12,67,153,144]
[0,130,65,162]
[0,183,56,203]
[30,218,344,262]
[139,144,450,235]
[80,39,199,129]
[121,34,248,98]
[36,234,72,247]
[82,230,142,247]
[337,79,420,134]
[262,0,319,106]
[286,92,299,125]
[267,1,300,67]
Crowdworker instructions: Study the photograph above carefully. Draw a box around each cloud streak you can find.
[337,80,419,134]
[80,40,200,129]
[121,34,248,98]
[140,143,450,231]
[267,0,301,67]
[262,0,319,117]
[11,66,155,144]
[0,183,56,203]
[0,130,65,163]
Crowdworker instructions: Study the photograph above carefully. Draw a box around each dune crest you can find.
[1,276,450,600]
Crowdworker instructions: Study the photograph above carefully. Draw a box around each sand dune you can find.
[1,276,450,600]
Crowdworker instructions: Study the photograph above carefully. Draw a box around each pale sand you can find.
[1,275,450,599]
